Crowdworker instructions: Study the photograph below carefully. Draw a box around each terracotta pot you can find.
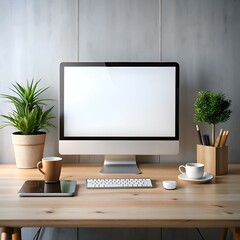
[12,132,46,168]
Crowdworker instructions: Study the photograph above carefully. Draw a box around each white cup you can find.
[179,163,204,179]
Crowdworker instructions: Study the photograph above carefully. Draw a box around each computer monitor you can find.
[59,62,179,174]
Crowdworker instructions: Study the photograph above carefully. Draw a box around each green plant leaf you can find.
[0,79,55,134]
[194,91,232,125]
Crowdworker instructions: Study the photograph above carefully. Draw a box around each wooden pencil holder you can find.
[196,144,228,176]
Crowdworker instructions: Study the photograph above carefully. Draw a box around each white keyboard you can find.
[86,178,153,189]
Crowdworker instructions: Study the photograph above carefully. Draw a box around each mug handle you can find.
[37,161,45,175]
[179,165,186,174]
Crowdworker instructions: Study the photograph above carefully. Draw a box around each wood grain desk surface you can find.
[0,164,240,228]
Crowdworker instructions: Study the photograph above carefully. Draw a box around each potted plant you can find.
[194,91,231,146]
[194,91,231,176]
[0,79,55,168]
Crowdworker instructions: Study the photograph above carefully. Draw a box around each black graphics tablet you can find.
[18,180,77,197]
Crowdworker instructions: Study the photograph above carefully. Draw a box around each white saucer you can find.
[178,172,214,183]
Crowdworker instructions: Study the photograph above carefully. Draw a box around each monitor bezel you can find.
[59,62,179,141]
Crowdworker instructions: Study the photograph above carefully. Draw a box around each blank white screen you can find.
[64,66,176,137]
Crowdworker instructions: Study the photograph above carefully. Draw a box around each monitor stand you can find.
[100,155,141,174]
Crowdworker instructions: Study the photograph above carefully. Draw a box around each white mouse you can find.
[163,180,177,190]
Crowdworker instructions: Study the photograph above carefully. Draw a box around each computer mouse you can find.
[163,180,177,190]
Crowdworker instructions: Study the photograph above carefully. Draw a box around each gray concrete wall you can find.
[0,0,78,163]
[162,0,240,164]
[0,0,238,239]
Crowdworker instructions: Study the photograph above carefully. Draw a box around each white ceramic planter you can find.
[12,132,46,168]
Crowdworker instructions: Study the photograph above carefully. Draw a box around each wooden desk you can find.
[0,164,240,239]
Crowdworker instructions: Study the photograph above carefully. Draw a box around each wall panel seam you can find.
[160,0,162,62]
[77,0,80,62]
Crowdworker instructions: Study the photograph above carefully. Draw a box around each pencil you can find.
[214,129,223,147]
[196,125,203,145]
[219,131,229,147]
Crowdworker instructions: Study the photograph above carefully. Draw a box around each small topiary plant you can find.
[194,91,231,146]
